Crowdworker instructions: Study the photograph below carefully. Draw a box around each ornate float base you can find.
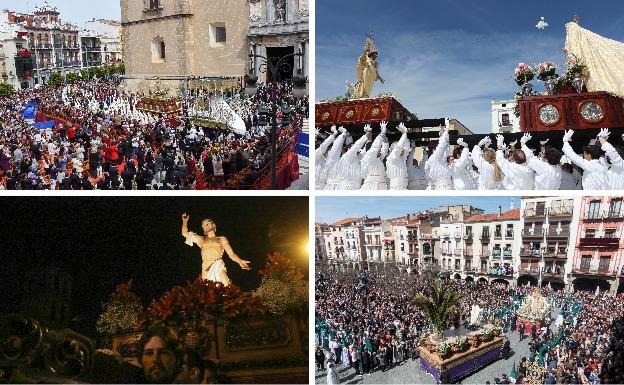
[112,315,308,383]
[315,97,413,127]
[419,336,503,384]
[519,91,624,132]
[516,318,542,334]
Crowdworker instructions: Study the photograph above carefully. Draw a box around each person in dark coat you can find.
[531,323,537,340]
[361,348,371,375]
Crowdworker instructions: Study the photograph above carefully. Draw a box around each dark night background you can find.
[0,196,308,339]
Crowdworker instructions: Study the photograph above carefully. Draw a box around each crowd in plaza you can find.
[316,123,624,190]
[0,77,306,190]
[315,266,624,384]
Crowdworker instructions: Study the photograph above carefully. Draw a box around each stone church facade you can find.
[248,0,309,83]
[120,0,250,94]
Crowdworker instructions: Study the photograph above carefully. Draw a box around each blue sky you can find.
[316,196,517,224]
[316,0,624,133]
[4,0,120,26]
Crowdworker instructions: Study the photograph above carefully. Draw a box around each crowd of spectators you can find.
[0,78,307,190]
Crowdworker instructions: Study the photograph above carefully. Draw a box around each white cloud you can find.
[317,30,564,133]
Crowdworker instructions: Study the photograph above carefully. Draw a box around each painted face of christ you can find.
[202,219,216,234]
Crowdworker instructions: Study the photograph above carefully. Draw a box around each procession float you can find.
[419,325,504,384]
[413,280,504,384]
[515,289,551,334]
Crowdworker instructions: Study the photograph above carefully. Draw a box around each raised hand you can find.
[380,121,388,134]
[598,128,610,139]
[339,126,347,134]
[478,136,491,148]
[363,124,372,133]
[238,260,251,270]
[563,130,574,142]
[397,122,407,133]
[521,133,532,145]
[510,140,518,148]
[540,139,549,146]
[457,138,468,148]
[330,125,338,134]
[182,213,189,221]
[496,134,505,149]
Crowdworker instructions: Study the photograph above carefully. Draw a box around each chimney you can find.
[498,205,502,215]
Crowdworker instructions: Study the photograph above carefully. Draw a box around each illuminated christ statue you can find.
[181,213,251,286]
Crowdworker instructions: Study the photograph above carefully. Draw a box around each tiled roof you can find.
[465,208,520,223]
[332,217,362,226]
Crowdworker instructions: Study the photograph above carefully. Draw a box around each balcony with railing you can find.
[488,267,513,277]
[579,237,620,249]
[503,249,513,258]
[492,249,501,257]
[584,206,624,221]
[548,206,574,217]
[82,46,102,52]
[480,232,491,242]
[573,267,618,276]
[494,231,502,239]
[524,207,547,218]
[547,228,570,238]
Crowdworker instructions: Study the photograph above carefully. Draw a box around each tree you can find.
[0,82,15,97]
[47,72,64,87]
[413,278,463,339]
[66,72,80,84]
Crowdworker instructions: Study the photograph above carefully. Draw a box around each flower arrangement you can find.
[481,328,494,341]
[453,336,467,350]
[376,91,401,101]
[136,279,266,330]
[437,341,450,356]
[514,63,535,85]
[96,280,143,347]
[134,279,266,355]
[255,253,308,315]
[558,51,588,88]
[536,61,557,81]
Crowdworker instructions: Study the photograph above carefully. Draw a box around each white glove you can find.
[457,138,468,148]
[563,130,574,142]
[380,121,387,134]
[540,139,549,146]
[397,122,407,133]
[598,128,610,139]
[330,125,337,134]
[496,134,505,148]
[510,140,518,148]
[339,126,347,134]
[478,136,491,148]
[521,133,532,145]
[363,124,372,133]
